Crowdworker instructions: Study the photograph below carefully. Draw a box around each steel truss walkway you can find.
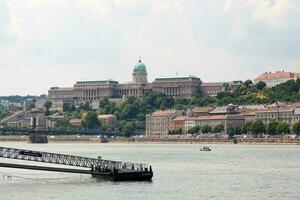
[0,146,122,170]
[0,146,153,181]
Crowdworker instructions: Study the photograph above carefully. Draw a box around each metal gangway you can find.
[0,146,153,181]
[0,146,124,171]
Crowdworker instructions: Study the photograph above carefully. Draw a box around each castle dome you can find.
[133,60,147,73]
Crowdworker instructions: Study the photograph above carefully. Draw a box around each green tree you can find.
[44,100,52,116]
[276,122,290,135]
[79,102,91,111]
[242,121,253,134]
[82,112,101,129]
[101,124,109,131]
[122,123,134,137]
[228,128,235,139]
[223,83,230,92]
[188,126,201,134]
[202,125,212,134]
[267,121,279,135]
[251,120,266,136]
[55,119,72,129]
[292,121,300,136]
[63,102,75,112]
[256,81,267,91]
[213,124,225,133]
[119,104,139,120]
[0,106,8,120]
[99,97,110,108]
[243,80,253,87]
[234,126,242,135]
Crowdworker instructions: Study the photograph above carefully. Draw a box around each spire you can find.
[138,56,141,62]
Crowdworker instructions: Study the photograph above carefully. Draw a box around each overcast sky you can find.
[1,0,300,95]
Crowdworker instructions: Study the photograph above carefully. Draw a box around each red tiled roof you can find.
[191,107,213,113]
[196,115,227,120]
[98,114,115,119]
[69,119,82,123]
[255,71,294,81]
[172,116,194,121]
[151,110,179,117]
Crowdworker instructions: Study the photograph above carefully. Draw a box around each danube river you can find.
[0,143,299,200]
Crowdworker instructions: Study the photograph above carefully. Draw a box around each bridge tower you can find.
[28,108,48,143]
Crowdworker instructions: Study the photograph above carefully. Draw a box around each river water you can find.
[0,142,299,200]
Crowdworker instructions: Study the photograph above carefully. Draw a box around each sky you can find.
[0,0,300,95]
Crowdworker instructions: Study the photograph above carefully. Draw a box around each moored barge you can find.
[0,146,153,181]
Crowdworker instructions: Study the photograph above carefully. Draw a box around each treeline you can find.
[0,105,9,121]
[239,119,300,136]
[0,95,46,103]
[185,120,300,137]
[216,79,300,105]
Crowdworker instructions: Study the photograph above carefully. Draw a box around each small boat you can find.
[199,146,211,151]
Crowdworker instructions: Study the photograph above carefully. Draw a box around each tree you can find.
[101,124,109,131]
[122,123,134,137]
[234,126,242,135]
[55,119,72,129]
[223,83,230,91]
[202,125,212,134]
[79,102,91,111]
[292,121,300,136]
[0,106,8,120]
[256,81,267,91]
[228,126,242,138]
[251,120,266,136]
[82,112,101,129]
[213,124,225,133]
[99,97,110,108]
[119,104,139,120]
[63,102,75,112]
[243,80,253,87]
[242,121,253,134]
[188,126,201,134]
[276,122,290,135]
[228,128,235,139]
[44,100,52,116]
[267,121,279,135]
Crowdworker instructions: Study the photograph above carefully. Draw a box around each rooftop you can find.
[49,87,74,91]
[172,116,192,121]
[150,109,182,117]
[255,71,294,81]
[209,106,228,114]
[75,80,119,85]
[154,76,201,82]
[255,109,294,114]
[196,115,227,120]
[191,107,213,113]
[98,114,116,119]
[200,82,225,87]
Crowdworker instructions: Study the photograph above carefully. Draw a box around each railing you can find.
[0,146,122,170]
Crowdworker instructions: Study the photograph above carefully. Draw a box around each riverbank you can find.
[0,135,299,145]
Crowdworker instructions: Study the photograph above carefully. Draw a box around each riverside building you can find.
[254,70,295,87]
[48,59,235,103]
[145,110,184,136]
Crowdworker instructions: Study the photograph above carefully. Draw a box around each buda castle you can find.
[48,59,237,103]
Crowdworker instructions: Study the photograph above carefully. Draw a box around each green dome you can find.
[133,60,147,73]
